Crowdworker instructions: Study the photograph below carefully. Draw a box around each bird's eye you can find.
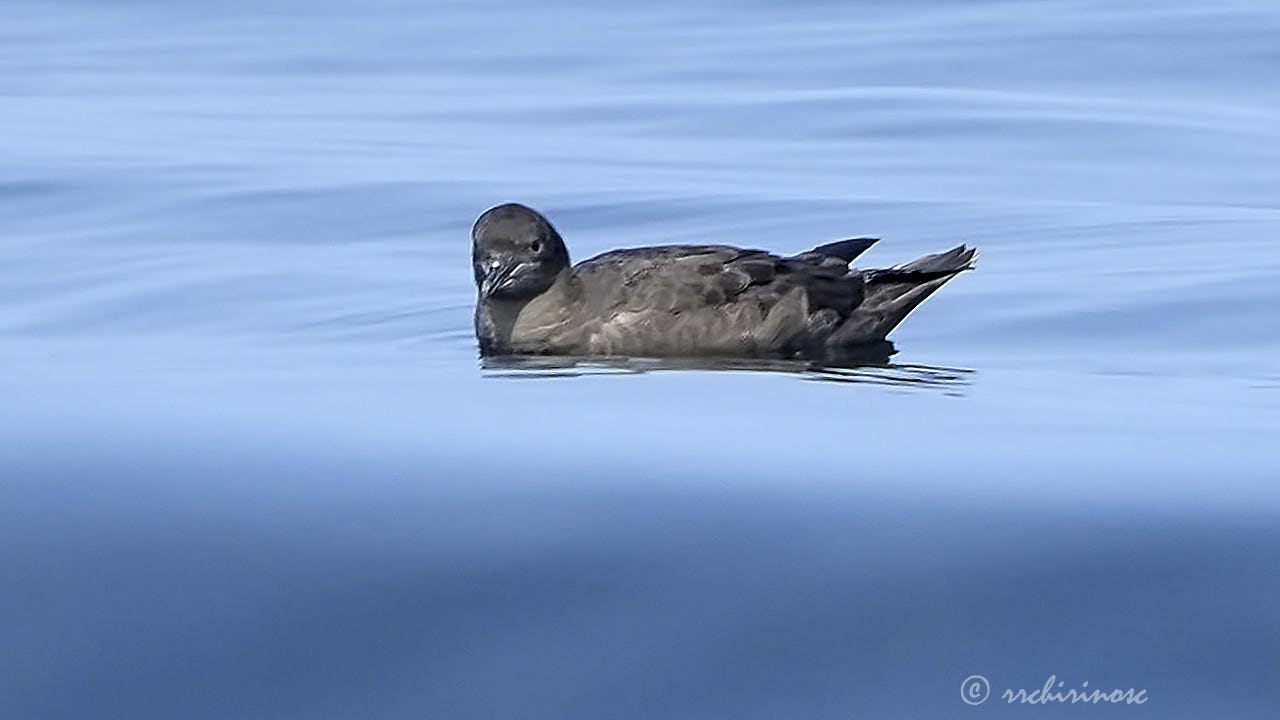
[530,240,542,253]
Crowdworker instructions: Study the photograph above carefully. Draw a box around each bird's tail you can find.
[829,245,978,345]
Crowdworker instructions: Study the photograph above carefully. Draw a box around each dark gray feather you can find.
[472,203,978,358]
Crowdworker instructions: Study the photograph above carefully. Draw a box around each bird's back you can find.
[542,243,874,357]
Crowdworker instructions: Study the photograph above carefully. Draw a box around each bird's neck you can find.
[475,269,576,354]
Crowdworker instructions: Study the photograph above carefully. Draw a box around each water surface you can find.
[3,0,1279,718]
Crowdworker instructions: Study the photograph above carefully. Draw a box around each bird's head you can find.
[471,203,570,300]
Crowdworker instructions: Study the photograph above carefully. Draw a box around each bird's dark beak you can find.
[480,260,518,298]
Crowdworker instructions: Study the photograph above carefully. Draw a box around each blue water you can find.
[3,1,1279,718]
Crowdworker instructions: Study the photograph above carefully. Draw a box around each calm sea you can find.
[3,0,1278,718]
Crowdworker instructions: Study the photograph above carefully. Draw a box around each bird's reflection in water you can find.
[479,343,973,394]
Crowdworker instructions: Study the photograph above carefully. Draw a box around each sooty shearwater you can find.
[472,203,977,360]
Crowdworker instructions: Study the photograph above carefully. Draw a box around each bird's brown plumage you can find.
[471,203,976,359]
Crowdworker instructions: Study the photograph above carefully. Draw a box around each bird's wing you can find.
[573,243,865,324]
[572,246,766,313]
[557,243,882,355]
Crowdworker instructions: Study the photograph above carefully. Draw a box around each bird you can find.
[471,203,976,360]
